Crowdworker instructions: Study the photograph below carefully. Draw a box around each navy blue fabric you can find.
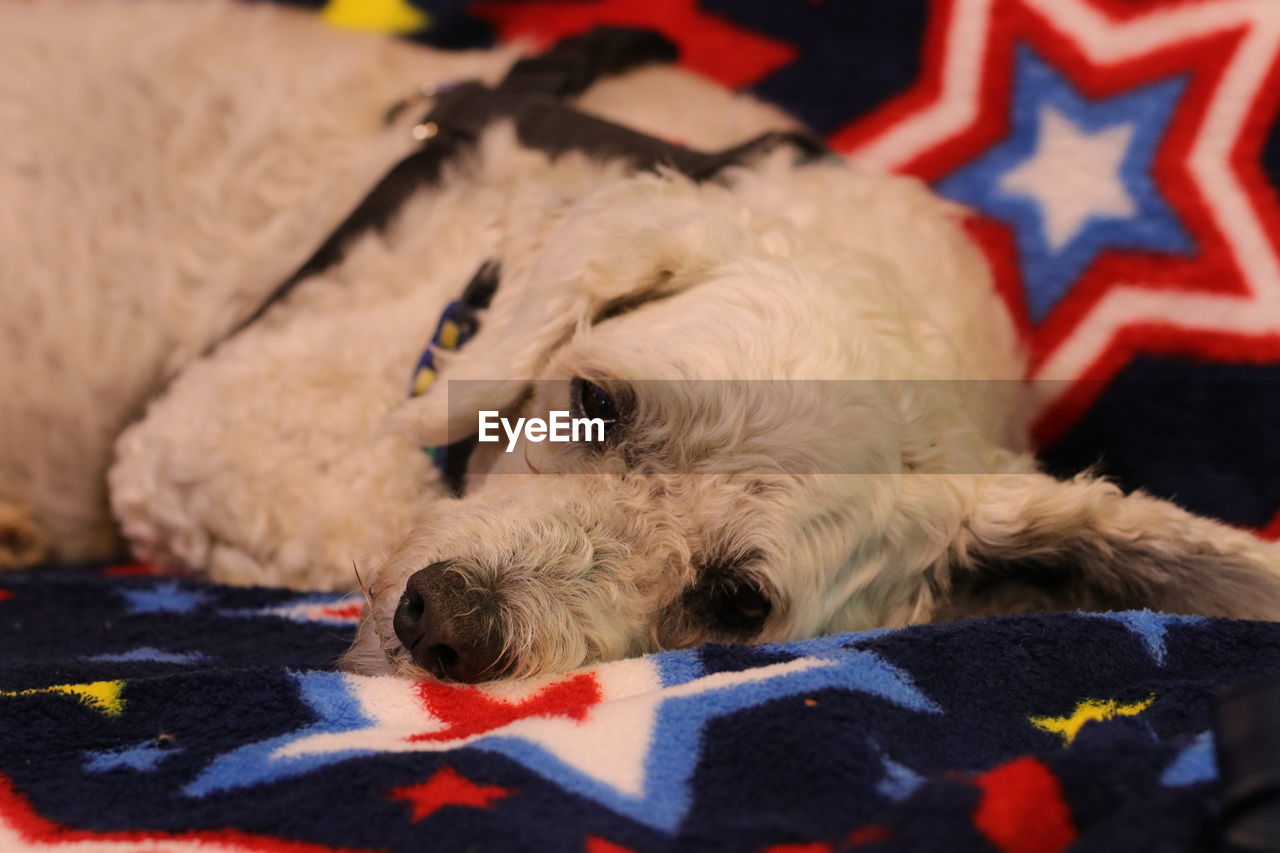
[2,567,1279,851]
[1042,358,1280,529]
[701,0,931,135]
[1261,80,1280,195]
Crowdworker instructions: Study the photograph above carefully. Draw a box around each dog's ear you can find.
[389,210,742,448]
[924,472,1280,621]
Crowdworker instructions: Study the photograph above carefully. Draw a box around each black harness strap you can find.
[224,134,469,341]
[200,27,834,495]
[217,27,831,348]
[436,82,831,179]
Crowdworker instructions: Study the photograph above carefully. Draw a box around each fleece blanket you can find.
[6,0,1280,851]
[2,563,1278,852]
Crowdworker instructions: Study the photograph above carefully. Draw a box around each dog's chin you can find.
[338,635,439,680]
[339,613,408,676]
[337,633,388,675]
[339,611,495,682]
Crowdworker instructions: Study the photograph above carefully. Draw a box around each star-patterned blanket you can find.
[7,0,1280,850]
[2,563,1278,852]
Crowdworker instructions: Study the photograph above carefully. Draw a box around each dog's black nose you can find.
[392,564,504,683]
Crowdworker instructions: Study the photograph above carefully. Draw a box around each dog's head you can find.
[343,162,1280,682]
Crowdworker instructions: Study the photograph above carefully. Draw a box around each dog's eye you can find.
[571,377,620,434]
[713,581,771,627]
[687,575,772,635]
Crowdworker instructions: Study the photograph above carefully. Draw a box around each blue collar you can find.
[409,261,500,493]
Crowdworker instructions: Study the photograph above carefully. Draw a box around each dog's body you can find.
[5,0,1280,682]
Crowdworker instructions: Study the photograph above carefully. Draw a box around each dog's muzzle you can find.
[392,562,506,682]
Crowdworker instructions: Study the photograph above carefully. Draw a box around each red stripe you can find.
[0,774,383,852]
[1032,325,1280,445]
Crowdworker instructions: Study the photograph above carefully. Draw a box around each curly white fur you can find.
[3,0,1279,682]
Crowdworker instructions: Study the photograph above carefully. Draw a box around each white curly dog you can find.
[4,0,1279,682]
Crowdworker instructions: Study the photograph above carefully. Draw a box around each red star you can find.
[388,766,512,823]
[408,672,601,743]
[470,0,796,89]
[0,589,11,602]
[971,757,1075,853]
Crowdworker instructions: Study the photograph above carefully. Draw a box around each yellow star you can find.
[1030,694,1155,746]
[320,0,430,35]
[0,680,126,717]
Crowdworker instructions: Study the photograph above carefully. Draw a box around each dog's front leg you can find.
[0,498,49,570]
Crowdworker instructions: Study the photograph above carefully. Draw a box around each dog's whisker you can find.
[351,560,372,604]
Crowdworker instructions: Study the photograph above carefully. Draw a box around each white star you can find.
[274,656,835,799]
[999,104,1138,252]
[183,641,937,830]
[273,658,668,797]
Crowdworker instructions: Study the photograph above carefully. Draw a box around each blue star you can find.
[184,671,372,799]
[85,647,207,664]
[1083,610,1206,665]
[84,739,181,773]
[218,593,363,626]
[868,739,924,802]
[1161,730,1216,787]
[937,44,1193,322]
[118,581,210,615]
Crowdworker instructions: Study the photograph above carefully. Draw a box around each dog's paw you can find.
[0,500,50,569]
